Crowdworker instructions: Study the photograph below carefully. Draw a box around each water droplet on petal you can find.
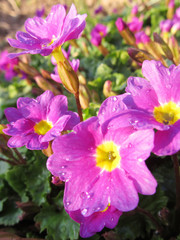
[80,192,88,199]
[65,201,71,208]
[111,217,114,221]
[128,143,132,148]
[112,107,117,113]
[113,96,117,102]
[65,157,69,161]
[138,158,143,162]
[81,208,88,216]
[166,84,172,89]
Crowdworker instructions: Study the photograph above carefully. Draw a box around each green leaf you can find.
[24,151,51,205]
[0,161,10,177]
[0,199,23,226]
[95,63,112,79]
[5,165,28,202]
[35,204,80,240]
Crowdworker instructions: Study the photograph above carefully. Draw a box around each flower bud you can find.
[103,80,116,98]
[52,47,79,95]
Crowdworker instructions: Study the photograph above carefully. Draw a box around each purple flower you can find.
[8,4,87,58]
[36,6,45,17]
[47,115,157,216]
[94,6,103,15]
[131,5,138,16]
[160,19,173,32]
[115,18,127,32]
[3,90,80,150]
[127,17,143,33]
[90,24,108,46]
[68,206,122,238]
[51,46,80,83]
[0,50,19,81]
[135,31,150,44]
[174,7,180,20]
[124,60,180,156]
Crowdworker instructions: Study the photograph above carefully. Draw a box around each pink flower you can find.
[90,24,108,46]
[8,4,87,58]
[135,31,150,44]
[160,19,173,33]
[0,50,19,81]
[115,18,127,32]
[123,60,180,156]
[36,6,45,17]
[47,115,157,216]
[68,206,122,238]
[51,46,80,83]
[3,90,79,150]
[127,17,143,33]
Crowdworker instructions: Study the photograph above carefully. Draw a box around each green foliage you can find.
[35,203,80,240]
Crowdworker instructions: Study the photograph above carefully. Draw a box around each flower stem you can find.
[136,207,163,233]
[0,157,18,165]
[75,92,83,122]
[12,148,26,164]
[172,154,180,209]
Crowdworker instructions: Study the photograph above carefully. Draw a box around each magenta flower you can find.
[47,115,157,216]
[0,50,19,81]
[68,206,122,238]
[90,24,108,46]
[160,19,173,33]
[124,60,180,156]
[51,46,80,83]
[115,18,127,32]
[8,4,87,58]
[36,6,45,17]
[135,31,150,44]
[127,17,143,33]
[94,6,103,15]
[3,90,79,150]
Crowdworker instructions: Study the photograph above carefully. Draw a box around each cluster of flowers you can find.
[160,6,180,34]
[3,3,180,238]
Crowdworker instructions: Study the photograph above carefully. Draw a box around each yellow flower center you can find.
[34,120,53,135]
[96,141,121,172]
[153,101,180,125]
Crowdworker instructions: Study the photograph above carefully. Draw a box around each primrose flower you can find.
[0,50,19,81]
[68,206,122,238]
[127,17,143,33]
[124,60,180,156]
[90,24,108,46]
[8,4,87,58]
[47,116,157,217]
[51,47,80,83]
[135,31,150,45]
[160,19,173,33]
[3,90,79,150]
[36,6,45,17]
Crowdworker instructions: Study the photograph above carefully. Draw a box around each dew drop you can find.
[111,217,114,221]
[81,208,88,216]
[112,107,117,113]
[65,201,71,208]
[80,192,88,199]
[166,84,172,89]
[138,158,143,162]
[65,157,69,161]
[128,143,132,148]
[112,96,117,102]
[106,186,110,190]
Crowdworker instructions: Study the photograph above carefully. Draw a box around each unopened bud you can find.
[18,61,39,77]
[116,18,137,47]
[153,33,173,61]
[169,36,180,65]
[128,48,154,63]
[167,0,174,19]
[34,75,61,95]
[79,85,90,109]
[103,80,116,98]
[42,142,53,157]
[52,47,79,95]
[52,176,64,186]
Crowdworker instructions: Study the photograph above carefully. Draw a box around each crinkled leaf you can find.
[0,200,23,226]
[5,165,28,202]
[24,151,51,205]
[35,203,79,240]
